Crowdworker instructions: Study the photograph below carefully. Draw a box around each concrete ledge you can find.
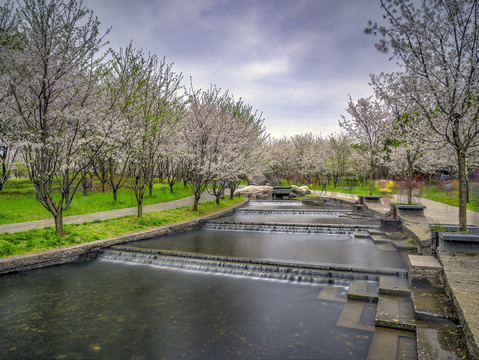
[407,255,442,287]
[0,199,248,276]
[439,233,479,252]
[358,195,382,203]
[396,205,426,216]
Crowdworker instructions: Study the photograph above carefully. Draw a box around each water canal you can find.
[0,198,425,359]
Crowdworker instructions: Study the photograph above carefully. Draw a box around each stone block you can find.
[407,255,443,287]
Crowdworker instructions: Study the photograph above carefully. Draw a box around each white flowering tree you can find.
[120,49,184,218]
[262,137,297,184]
[321,132,353,188]
[0,0,21,191]
[373,73,436,204]
[4,0,110,235]
[182,85,229,211]
[367,0,479,230]
[207,96,265,203]
[339,96,389,195]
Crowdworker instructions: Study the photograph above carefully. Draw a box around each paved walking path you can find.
[0,193,219,234]
[312,190,479,225]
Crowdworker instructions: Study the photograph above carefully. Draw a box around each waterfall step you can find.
[347,280,379,302]
[102,246,408,278]
[234,208,352,216]
[202,221,378,234]
[100,249,352,285]
[247,200,304,206]
[375,295,416,331]
[379,276,411,297]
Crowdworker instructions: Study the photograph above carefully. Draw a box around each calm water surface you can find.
[0,260,390,360]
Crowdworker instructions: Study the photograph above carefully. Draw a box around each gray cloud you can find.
[82,0,399,138]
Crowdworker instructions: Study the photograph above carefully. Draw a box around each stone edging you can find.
[0,199,248,276]
[438,252,479,360]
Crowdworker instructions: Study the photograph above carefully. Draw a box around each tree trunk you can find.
[149,183,153,197]
[137,201,143,218]
[54,210,64,236]
[169,181,175,193]
[113,188,118,202]
[193,193,200,211]
[407,161,413,205]
[457,149,468,232]
[369,175,373,196]
[216,195,221,205]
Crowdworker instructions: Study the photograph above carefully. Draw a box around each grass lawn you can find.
[0,180,194,225]
[0,196,245,258]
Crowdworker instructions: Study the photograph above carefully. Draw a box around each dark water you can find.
[1,260,383,360]
[130,230,407,270]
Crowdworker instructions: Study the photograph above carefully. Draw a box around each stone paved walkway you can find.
[0,193,219,234]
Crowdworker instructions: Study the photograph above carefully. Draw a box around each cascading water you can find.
[247,200,305,206]
[201,221,375,235]
[99,246,407,285]
[234,208,351,216]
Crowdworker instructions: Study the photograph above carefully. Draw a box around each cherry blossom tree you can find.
[4,0,110,235]
[339,96,389,195]
[367,0,479,230]
[182,85,265,209]
[0,0,21,191]
[207,96,265,203]
[182,85,228,211]
[321,132,352,188]
[262,137,296,184]
[116,48,184,218]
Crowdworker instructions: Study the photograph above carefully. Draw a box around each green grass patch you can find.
[0,196,245,258]
[0,182,194,225]
[308,182,383,196]
[420,183,479,212]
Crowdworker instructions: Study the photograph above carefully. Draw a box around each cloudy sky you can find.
[83,0,400,139]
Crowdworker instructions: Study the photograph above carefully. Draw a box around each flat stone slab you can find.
[316,286,347,303]
[347,280,379,302]
[367,328,415,360]
[379,276,411,297]
[411,286,457,323]
[376,295,416,331]
[396,205,426,216]
[409,255,441,269]
[336,301,376,332]
[417,324,465,360]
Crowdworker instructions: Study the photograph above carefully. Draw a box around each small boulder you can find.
[289,185,311,198]
[246,173,269,186]
[236,185,273,200]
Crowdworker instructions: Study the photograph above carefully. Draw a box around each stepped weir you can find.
[97,197,464,359]
[0,197,465,359]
